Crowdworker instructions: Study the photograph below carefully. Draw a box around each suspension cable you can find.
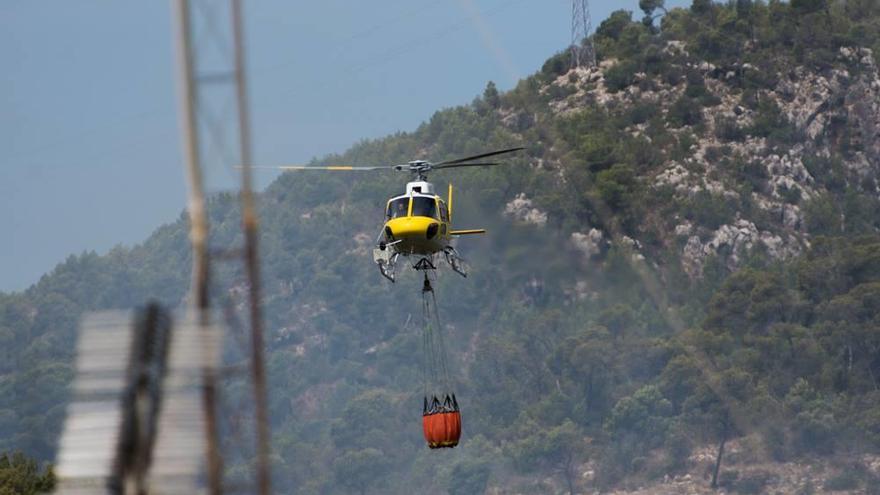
[429,287,452,394]
[420,267,454,412]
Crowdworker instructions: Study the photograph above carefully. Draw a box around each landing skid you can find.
[444,247,468,278]
[373,246,468,282]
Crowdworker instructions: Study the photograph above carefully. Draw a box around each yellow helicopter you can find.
[257,147,524,281]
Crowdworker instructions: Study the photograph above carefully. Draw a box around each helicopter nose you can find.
[386,217,433,240]
[387,219,421,239]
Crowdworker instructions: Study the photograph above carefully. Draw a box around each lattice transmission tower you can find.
[172,1,271,494]
[570,0,596,69]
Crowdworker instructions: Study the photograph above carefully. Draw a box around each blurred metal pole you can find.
[230,1,271,494]
[172,1,223,493]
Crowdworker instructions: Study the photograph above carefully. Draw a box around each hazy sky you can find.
[1,0,688,292]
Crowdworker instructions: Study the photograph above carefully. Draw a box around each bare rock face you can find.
[681,236,705,279]
[782,203,804,230]
[775,66,843,139]
[539,40,880,280]
[763,149,816,201]
[674,222,694,238]
[655,163,691,193]
[845,78,880,172]
[504,193,548,226]
[571,228,605,259]
[774,48,880,177]
[346,232,373,257]
[500,109,535,132]
[590,439,880,495]
[681,220,803,277]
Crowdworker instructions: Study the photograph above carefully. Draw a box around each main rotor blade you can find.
[245,165,391,171]
[432,162,501,170]
[434,147,524,166]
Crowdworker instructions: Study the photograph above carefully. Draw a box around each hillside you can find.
[4,1,880,493]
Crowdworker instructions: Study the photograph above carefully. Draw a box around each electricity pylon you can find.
[172,1,271,494]
[571,0,596,68]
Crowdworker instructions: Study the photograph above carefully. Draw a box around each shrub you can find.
[823,469,862,491]
[578,133,618,171]
[627,100,659,126]
[731,157,769,193]
[715,117,747,141]
[541,50,571,80]
[668,96,703,127]
[596,164,638,211]
[734,471,773,494]
[762,424,789,462]
[683,190,737,230]
[778,184,802,204]
[704,145,727,163]
[642,44,667,75]
[685,82,722,107]
[718,469,740,488]
[661,64,685,86]
[748,99,798,145]
[605,60,640,92]
[546,83,577,100]
[671,132,698,161]
[663,426,693,472]
[804,195,842,235]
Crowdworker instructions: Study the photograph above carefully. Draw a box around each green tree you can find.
[605,385,674,449]
[330,390,400,452]
[507,420,587,495]
[792,0,827,14]
[783,379,838,455]
[552,326,614,420]
[483,81,500,109]
[804,195,842,235]
[596,10,634,42]
[639,0,665,27]
[0,452,55,495]
[595,164,637,211]
[446,459,492,495]
[691,0,713,15]
[667,96,703,127]
[332,448,391,495]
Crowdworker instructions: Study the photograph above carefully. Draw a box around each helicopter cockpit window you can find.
[387,198,410,219]
[411,197,438,219]
[439,202,449,222]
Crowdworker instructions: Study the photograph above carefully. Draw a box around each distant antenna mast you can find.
[570,0,596,69]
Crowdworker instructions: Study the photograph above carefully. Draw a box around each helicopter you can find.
[255,147,524,282]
